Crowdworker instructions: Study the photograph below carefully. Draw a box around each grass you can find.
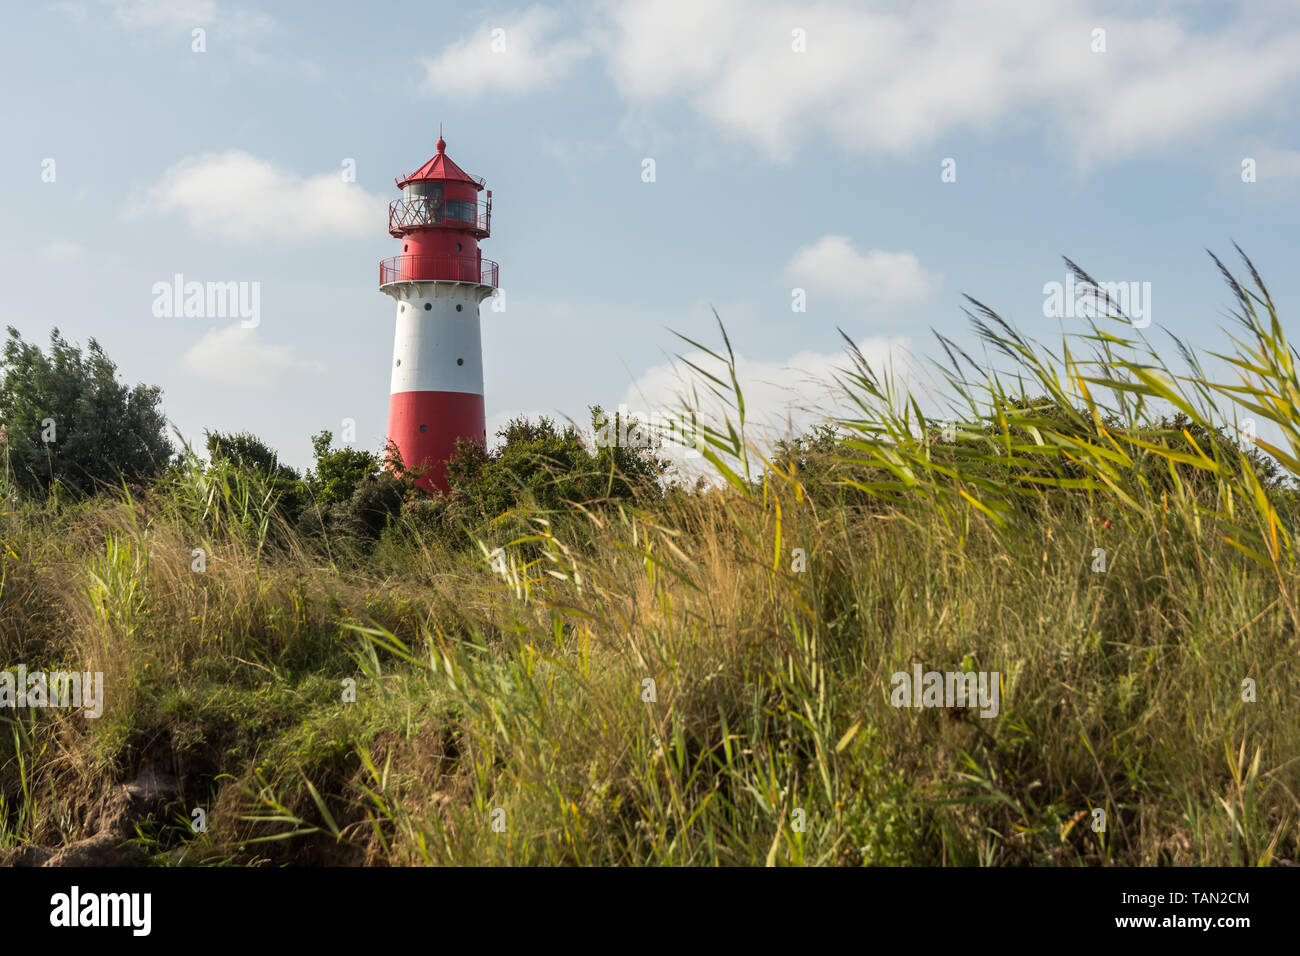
[0,248,1297,866]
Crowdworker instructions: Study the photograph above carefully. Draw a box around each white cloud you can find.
[786,237,937,303]
[135,151,386,241]
[415,1,1300,165]
[421,4,591,97]
[592,0,1300,166]
[621,335,921,467]
[37,240,86,262]
[181,324,325,387]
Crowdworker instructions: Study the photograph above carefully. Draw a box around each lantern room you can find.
[380,135,497,288]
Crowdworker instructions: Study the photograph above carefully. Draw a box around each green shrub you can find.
[298,430,415,546]
[444,408,669,523]
[205,430,307,524]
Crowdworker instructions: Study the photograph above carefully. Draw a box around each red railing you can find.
[379,254,499,288]
[388,197,490,237]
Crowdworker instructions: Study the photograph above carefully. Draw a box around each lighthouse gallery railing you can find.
[388,197,490,236]
[379,254,499,289]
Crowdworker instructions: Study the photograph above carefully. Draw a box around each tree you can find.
[0,326,173,497]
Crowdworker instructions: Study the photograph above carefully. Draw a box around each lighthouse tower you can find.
[379,133,498,493]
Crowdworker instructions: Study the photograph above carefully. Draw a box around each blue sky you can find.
[3,0,1299,471]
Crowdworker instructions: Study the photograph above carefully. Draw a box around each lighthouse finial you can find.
[436,122,446,154]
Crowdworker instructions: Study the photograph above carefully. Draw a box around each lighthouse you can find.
[379,133,498,493]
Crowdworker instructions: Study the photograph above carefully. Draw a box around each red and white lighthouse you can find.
[379,133,499,493]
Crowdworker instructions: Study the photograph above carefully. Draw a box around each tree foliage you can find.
[0,326,173,497]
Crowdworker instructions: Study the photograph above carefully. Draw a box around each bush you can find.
[444,408,669,523]
[306,430,382,509]
[301,430,413,545]
[205,430,307,524]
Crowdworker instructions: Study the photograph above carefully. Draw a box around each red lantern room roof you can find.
[395,135,486,190]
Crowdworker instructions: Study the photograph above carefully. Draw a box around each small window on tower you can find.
[455,304,463,312]
[457,358,464,366]
[420,424,428,433]
[424,303,432,311]
[455,243,462,252]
